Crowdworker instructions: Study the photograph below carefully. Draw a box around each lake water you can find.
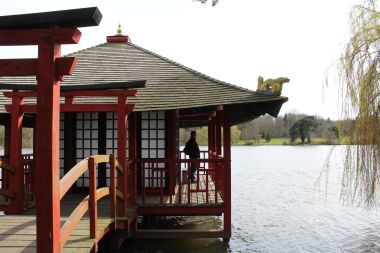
[119,146,380,253]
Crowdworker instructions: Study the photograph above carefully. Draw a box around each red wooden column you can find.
[167,110,176,195]
[35,38,62,253]
[9,95,24,213]
[128,112,137,204]
[117,95,128,216]
[215,111,222,156]
[208,118,212,155]
[209,115,215,157]
[222,110,231,240]
[3,114,11,191]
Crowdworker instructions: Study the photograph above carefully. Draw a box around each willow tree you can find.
[339,0,380,207]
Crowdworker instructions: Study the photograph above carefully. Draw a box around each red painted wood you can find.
[117,95,127,216]
[3,115,11,191]
[106,35,131,43]
[89,157,97,239]
[222,111,231,239]
[9,95,24,214]
[0,57,75,77]
[0,28,81,45]
[4,89,137,98]
[34,38,62,253]
[138,206,224,215]
[110,154,116,219]
[216,111,222,156]
[128,112,137,204]
[14,103,136,113]
[210,115,216,157]
[167,110,176,195]
[208,118,212,158]
[55,57,77,77]
[61,89,137,97]
[0,59,37,76]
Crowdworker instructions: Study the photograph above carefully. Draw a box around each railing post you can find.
[89,157,97,239]
[187,162,191,204]
[110,154,116,219]
[222,111,231,239]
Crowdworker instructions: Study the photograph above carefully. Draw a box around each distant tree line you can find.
[0,126,33,149]
[179,113,349,146]
[238,112,343,144]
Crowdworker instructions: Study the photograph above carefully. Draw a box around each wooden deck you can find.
[137,174,224,206]
[0,195,135,253]
[0,176,224,252]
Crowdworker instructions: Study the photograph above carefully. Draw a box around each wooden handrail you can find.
[0,189,15,199]
[0,160,15,174]
[60,158,89,200]
[60,154,127,250]
[60,187,117,248]
[115,159,124,174]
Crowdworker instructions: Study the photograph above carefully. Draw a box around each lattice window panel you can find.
[75,112,99,187]
[140,111,166,188]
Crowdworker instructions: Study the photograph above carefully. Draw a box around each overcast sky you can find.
[0,0,363,119]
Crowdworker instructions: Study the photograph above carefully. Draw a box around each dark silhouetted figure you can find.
[183,131,200,183]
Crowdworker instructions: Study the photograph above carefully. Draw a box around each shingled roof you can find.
[0,41,287,125]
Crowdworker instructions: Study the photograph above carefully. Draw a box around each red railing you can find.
[59,154,127,250]
[22,154,35,208]
[0,154,35,211]
[0,159,16,211]
[138,153,225,205]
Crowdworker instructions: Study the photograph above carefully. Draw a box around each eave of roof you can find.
[0,41,288,124]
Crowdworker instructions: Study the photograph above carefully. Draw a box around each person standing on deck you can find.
[183,131,200,183]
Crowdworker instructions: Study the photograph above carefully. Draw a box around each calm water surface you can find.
[120,146,380,253]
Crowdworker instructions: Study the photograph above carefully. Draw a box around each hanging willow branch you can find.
[339,0,380,207]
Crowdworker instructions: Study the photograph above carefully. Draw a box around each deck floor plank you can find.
[0,196,127,253]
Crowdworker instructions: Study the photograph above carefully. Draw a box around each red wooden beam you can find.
[0,57,77,77]
[61,89,138,97]
[56,57,77,76]
[135,229,225,239]
[7,103,136,113]
[0,28,81,46]
[137,206,224,215]
[0,59,37,76]
[4,89,137,98]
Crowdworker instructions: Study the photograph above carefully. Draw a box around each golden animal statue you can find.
[256,76,290,96]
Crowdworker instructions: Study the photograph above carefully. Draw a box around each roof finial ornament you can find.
[116,23,123,35]
[107,23,131,43]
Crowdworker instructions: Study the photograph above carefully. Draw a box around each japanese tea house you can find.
[0,7,287,253]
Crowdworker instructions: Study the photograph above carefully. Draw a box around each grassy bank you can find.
[235,137,340,146]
